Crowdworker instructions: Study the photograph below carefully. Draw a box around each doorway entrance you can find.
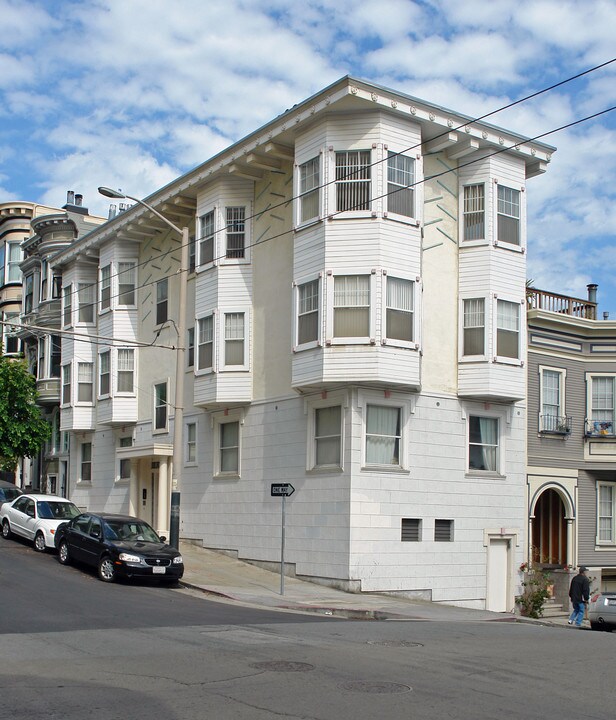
[487,538,511,612]
[532,489,567,565]
[138,464,158,527]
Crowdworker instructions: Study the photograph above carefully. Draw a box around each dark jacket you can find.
[569,573,590,604]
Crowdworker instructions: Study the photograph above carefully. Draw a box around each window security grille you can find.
[226,207,245,258]
[335,150,371,212]
[401,518,421,542]
[434,519,453,542]
[463,184,485,240]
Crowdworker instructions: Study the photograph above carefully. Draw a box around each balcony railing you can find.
[527,288,597,320]
[585,419,615,437]
[539,414,572,435]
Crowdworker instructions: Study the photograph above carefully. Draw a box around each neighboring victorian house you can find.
[527,285,616,593]
[16,193,105,492]
[50,77,554,610]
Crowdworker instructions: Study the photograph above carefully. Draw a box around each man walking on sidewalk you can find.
[568,566,590,627]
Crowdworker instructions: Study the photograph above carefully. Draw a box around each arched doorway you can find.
[531,488,568,565]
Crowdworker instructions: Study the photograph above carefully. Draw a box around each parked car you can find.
[54,513,184,584]
[0,494,81,551]
[588,591,616,632]
[0,480,23,508]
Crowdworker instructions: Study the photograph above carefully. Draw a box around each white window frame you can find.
[100,264,111,312]
[23,273,34,314]
[212,409,243,478]
[156,278,168,325]
[79,440,92,484]
[76,362,94,405]
[118,436,133,482]
[493,295,524,365]
[329,147,373,218]
[326,271,376,345]
[117,261,137,307]
[385,149,417,223]
[2,311,21,355]
[459,296,487,361]
[296,155,321,227]
[293,274,321,351]
[187,327,194,369]
[185,420,197,466]
[494,181,525,251]
[62,283,73,328]
[586,373,616,437]
[98,349,111,399]
[358,391,413,472]
[61,363,71,407]
[116,348,136,395]
[381,272,417,349]
[461,183,486,242]
[6,241,22,283]
[77,282,95,324]
[597,482,615,545]
[539,366,567,433]
[223,205,250,263]
[464,405,508,477]
[305,391,347,471]
[199,209,215,267]
[153,380,170,433]
[220,308,249,371]
[196,313,215,374]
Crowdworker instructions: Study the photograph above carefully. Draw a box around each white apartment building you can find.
[51,77,554,609]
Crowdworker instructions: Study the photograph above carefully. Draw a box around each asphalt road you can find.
[1,536,614,720]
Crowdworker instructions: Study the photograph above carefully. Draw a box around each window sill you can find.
[328,211,373,221]
[594,544,616,551]
[294,341,320,352]
[460,238,489,248]
[361,465,410,474]
[383,213,420,227]
[493,356,522,367]
[493,240,524,253]
[307,465,343,475]
[184,462,198,468]
[465,472,506,480]
[459,356,488,363]
[115,478,130,486]
[76,481,92,488]
[381,339,418,351]
[294,217,322,232]
[213,473,240,481]
[152,428,169,435]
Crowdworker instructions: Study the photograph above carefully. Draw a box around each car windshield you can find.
[104,520,160,543]
[37,501,81,520]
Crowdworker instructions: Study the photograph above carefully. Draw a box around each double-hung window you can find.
[297,280,319,346]
[117,262,136,306]
[198,316,213,371]
[598,483,615,544]
[385,277,414,343]
[387,152,415,217]
[463,298,485,356]
[335,150,371,212]
[186,422,197,464]
[224,313,245,366]
[219,420,239,474]
[99,351,110,397]
[314,406,342,467]
[187,327,194,368]
[100,265,111,310]
[77,362,93,403]
[117,349,134,393]
[63,284,72,327]
[24,274,34,314]
[78,282,95,323]
[468,416,499,472]
[62,364,71,405]
[588,376,615,436]
[497,186,520,245]
[463,184,485,241]
[154,382,168,431]
[50,336,61,378]
[496,300,520,359]
[7,242,21,282]
[226,207,245,259]
[38,339,46,380]
[156,279,168,325]
[80,442,92,483]
[540,368,566,433]
[333,275,370,339]
[199,210,215,265]
[299,157,320,223]
[2,312,20,354]
[365,404,401,466]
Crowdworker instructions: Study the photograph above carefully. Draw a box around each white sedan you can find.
[0,494,81,551]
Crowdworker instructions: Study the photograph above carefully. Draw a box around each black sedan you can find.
[54,513,184,585]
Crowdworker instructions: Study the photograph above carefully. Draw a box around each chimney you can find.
[587,284,598,304]
[75,194,83,206]
[66,190,75,205]
[108,204,117,219]
[63,190,88,215]
[604,312,610,320]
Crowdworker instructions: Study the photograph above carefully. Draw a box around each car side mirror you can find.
[159,535,167,543]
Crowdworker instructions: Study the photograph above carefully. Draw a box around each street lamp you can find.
[98,186,188,549]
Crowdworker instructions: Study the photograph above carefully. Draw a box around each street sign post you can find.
[271,483,295,594]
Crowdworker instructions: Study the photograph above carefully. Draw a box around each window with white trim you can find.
[299,157,320,223]
[218,420,240,475]
[335,150,371,212]
[334,275,370,339]
[6,241,22,282]
[314,405,342,468]
[463,184,485,241]
[497,185,520,245]
[117,349,135,393]
[387,152,415,217]
[40,260,48,301]
[154,381,168,431]
[540,367,567,433]
[187,327,194,368]
[99,350,110,397]
[80,441,92,483]
[2,311,20,354]
[587,375,615,436]
[100,264,111,310]
[77,362,93,403]
[598,483,615,544]
[468,415,499,472]
[62,284,72,327]
[23,274,34,314]
[496,300,520,359]
[38,338,45,380]
[156,279,168,325]
[186,422,197,464]
[119,436,132,481]
[78,282,95,323]
[365,404,401,467]
[117,262,136,306]
[297,279,319,346]
[199,210,214,265]
[198,315,213,371]
[385,276,414,343]
[62,364,71,405]
[224,312,245,366]
[50,336,61,378]
[225,207,245,259]
[463,298,485,356]
[189,232,196,273]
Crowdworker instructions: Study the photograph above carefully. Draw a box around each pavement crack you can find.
[208,691,324,719]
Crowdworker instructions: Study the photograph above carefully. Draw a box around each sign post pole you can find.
[270,483,295,596]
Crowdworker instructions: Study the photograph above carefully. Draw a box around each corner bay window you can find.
[226,207,245,259]
[224,313,244,366]
[315,406,341,467]
[77,362,93,403]
[463,298,485,356]
[117,349,134,393]
[334,275,369,338]
[496,300,520,359]
[299,157,320,222]
[463,184,485,240]
[386,277,413,342]
[336,150,371,212]
[469,416,499,472]
[62,365,71,404]
[99,351,110,396]
[63,285,72,326]
[198,316,213,370]
[365,405,401,466]
[497,185,520,245]
[298,280,319,345]
[100,265,111,310]
[200,210,214,265]
[78,283,95,323]
[117,262,136,306]
[387,152,414,217]
[588,376,615,435]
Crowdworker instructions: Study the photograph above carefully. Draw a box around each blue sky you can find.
[1,0,615,315]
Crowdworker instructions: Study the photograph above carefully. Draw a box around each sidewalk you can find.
[179,541,583,626]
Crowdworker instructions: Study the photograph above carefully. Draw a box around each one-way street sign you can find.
[271,483,295,497]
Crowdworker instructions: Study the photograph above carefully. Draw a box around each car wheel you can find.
[58,540,71,565]
[590,621,600,631]
[2,519,12,539]
[98,556,116,583]
[34,532,47,552]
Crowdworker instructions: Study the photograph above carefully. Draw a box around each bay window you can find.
[463,184,485,241]
[199,210,215,265]
[463,298,485,356]
[598,483,615,544]
[587,375,615,436]
[99,351,110,397]
[333,275,370,338]
[335,150,371,212]
[387,152,414,217]
[63,284,72,327]
[100,264,111,310]
[386,276,414,343]
[117,349,135,393]
[224,313,245,366]
[496,300,520,359]
[225,207,245,259]
[198,316,213,371]
[156,278,168,325]
[299,157,320,223]
[77,362,93,403]
[117,262,136,306]
[78,282,95,323]
[314,406,342,467]
[497,185,520,245]
[297,279,319,345]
